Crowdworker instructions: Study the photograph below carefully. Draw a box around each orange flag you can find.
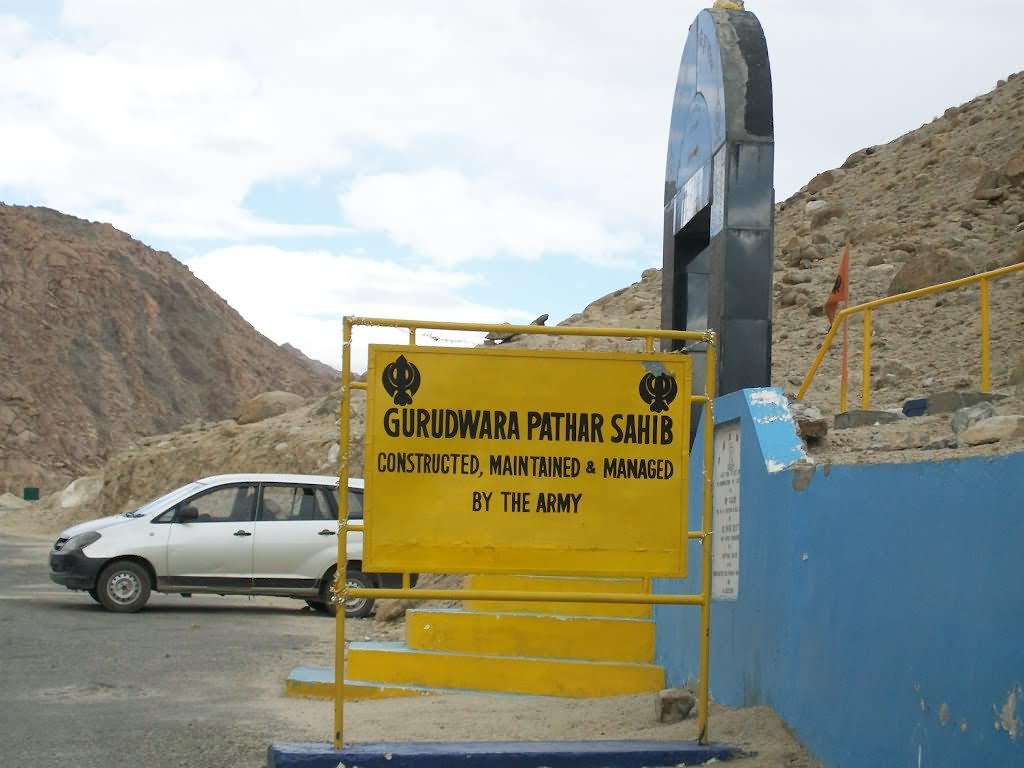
[824,243,850,327]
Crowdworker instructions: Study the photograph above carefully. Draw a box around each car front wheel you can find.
[96,561,151,613]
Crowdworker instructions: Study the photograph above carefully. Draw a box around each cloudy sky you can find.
[1,1,1021,370]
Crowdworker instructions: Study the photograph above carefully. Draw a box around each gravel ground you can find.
[0,531,820,767]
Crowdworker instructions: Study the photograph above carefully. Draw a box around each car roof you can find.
[194,473,363,489]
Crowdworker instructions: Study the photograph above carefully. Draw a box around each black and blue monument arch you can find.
[662,7,774,409]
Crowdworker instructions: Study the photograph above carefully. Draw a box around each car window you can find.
[181,484,256,523]
[346,489,364,520]
[317,488,338,521]
[260,484,332,521]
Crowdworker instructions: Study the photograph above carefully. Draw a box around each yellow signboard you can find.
[363,345,691,577]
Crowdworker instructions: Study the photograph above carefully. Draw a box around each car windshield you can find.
[122,482,204,518]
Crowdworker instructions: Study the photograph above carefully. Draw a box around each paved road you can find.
[0,534,341,768]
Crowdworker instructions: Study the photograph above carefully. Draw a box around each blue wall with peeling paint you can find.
[654,388,1024,768]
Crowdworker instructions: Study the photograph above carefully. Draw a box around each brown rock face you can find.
[0,204,335,494]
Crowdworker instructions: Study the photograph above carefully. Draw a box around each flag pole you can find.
[839,304,849,412]
[837,240,851,412]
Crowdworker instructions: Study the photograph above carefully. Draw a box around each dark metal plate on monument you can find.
[662,8,774,424]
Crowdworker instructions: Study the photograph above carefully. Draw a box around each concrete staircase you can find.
[286,574,666,700]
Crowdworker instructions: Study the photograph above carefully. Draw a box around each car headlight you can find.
[62,531,101,552]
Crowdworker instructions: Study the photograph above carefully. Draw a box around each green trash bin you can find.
[23,487,39,502]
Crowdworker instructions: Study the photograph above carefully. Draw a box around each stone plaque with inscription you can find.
[712,421,740,600]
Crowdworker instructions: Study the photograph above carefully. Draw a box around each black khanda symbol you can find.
[639,372,678,413]
[382,355,421,406]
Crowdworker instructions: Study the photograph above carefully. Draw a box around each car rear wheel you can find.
[96,561,151,613]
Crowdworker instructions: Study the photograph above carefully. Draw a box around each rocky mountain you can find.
[0,204,336,495]
[2,72,1023,533]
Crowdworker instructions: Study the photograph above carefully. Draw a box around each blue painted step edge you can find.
[268,739,740,767]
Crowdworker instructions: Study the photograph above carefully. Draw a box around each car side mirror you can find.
[177,505,199,523]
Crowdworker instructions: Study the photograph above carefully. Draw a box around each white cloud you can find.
[4,0,1020,253]
[186,244,534,371]
[0,1,680,250]
[340,169,644,267]
[0,14,32,52]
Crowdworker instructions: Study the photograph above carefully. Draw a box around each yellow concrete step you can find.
[464,574,652,618]
[286,665,437,700]
[345,642,665,698]
[406,608,655,663]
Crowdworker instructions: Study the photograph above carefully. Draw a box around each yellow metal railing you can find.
[334,317,718,748]
[796,262,1024,411]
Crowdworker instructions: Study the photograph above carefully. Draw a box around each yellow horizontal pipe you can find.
[796,261,1024,402]
[839,261,1023,314]
[344,587,704,606]
[346,315,713,344]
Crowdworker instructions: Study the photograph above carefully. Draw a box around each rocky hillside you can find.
[0,205,336,495]
[2,73,1023,534]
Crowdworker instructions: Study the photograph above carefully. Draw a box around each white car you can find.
[48,473,404,617]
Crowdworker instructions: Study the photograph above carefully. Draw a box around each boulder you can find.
[1011,357,1024,390]
[374,598,414,622]
[951,402,996,435]
[834,410,902,430]
[806,170,837,194]
[236,391,305,425]
[656,688,696,724]
[960,415,1024,446]
[887,250,975,296]
[790,402,828,441]
[58,475,105,509]
[841,147,877,169]
[973,170,1007,201]
[924,391,1005,415]
[809,204,846,230]
[1004,148,1024,186]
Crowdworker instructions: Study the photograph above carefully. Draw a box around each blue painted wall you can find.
[655,388,1024,767]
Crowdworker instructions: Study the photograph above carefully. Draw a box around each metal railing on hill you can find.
[796,262,1024,411]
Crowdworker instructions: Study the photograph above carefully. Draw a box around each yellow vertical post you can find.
[697,336,716,745]
[980,279,991,392]
[861,309,872,410]
[644,333,656,607]
[838,313,849,414]
[334,319,353,749]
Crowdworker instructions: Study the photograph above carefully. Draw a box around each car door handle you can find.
[318,529,336,536]
[233,529,252,537]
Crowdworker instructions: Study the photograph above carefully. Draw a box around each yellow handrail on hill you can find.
[796,262,1024,411]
